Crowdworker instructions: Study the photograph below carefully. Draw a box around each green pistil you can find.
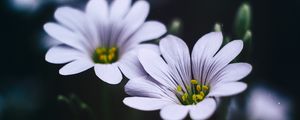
[176,79,210,105]
[93,47,118,64]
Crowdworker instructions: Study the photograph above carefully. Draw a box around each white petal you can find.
[208,82,247,97]
[125,76,179,103]
[44,23,86,52]
[124,21,167,49]
[85,0,109,46]
[55,7,98,48]
[136,44,160,54]
[132,21,166,42]
[118,52,146,79]
[45,45,84,64]
[85,0,108,23]
[117,0,150,46]
[124,0,149,24]
[108,0,132,46]
[123,97,171,111]
[59,58,94,75]
[212,40,244,73]
[118,44,155,77]
[213,63,252,83]
[94,63,122,84]
[138,50,176,89]
[160,104,190,120]
[193,32,223,58]
[159,35,192,91]
[190,98,217,120]
[120,39,160,55]
[110,0,131,20]
[85,15,100,48]
[125,76,165,98]
[118,44,160,79]
[125,75,180,103]
[54,7,85,31]
[191,32,223,82]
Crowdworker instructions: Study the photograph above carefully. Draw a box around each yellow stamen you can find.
[96,48,106,54]
[108,53,114,61]
[191,79,198,84]
[181,95,185,101]
[202,85,209,91]
[177,86,182,92]
[193,94,204,103]
[109,47,117,53]
[196,94,203,100]
[99,55,107,62]
[200,91,205,97]
[192,94,197,102]
[181,93,188,101]
[196,85,201,91]
[175,80,209,105]
[94,47,118,64]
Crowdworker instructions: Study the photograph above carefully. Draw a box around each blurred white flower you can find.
[123,32,252,119]
[8,0,83,13]
[246,85,291,120]
[44,0,166,84]
[9,0,42,12]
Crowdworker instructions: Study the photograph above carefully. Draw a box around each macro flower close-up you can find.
[1,0,298,119]
[44,0,166,84]
[123,32,252,119]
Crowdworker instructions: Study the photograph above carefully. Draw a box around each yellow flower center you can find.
[93,47,118,64]
[176,79,209,105]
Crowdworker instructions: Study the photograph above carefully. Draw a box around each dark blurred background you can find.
[0,0,299,120]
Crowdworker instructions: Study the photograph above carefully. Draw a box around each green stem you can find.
[57,95,79,120]
[81,103,97,120]
[100,85,111,120]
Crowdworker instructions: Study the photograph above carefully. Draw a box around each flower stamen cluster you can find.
[93,47,118,64]
[176,79,209,105]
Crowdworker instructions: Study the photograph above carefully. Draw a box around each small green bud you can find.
[80,103,88,109]
[214,23,222,32]
[234,3,251,38]
[57,95,70,104]
[169,18,182,35]
[243,30,252,52]
[243,30,252,42]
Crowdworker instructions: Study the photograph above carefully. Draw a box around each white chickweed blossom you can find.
[123,32,252,119]
[44,0,166,84]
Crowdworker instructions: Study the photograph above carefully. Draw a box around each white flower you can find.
[123,32,252,119]
[9,0,41,12]
[44,0,166,84]
[246,85,291,120]
[9,0,78,13]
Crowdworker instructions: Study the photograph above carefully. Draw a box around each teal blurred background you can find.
[0,0,298,119]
